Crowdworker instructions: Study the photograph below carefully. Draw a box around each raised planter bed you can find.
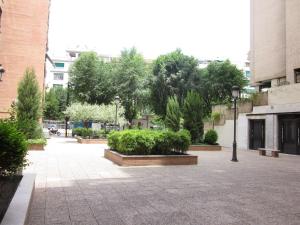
[76,137,108,144]
[104,149,198,166]
[28,144,45,151]
[0,174,35,225]
[188,145,222,151]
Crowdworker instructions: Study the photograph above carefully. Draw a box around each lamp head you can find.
[232,86,240,99]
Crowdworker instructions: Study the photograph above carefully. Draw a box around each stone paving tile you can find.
[26,137,300,225]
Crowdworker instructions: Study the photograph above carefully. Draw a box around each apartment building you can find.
[0,0,50,118]
[210,0,300,155]
[247,0,300,155]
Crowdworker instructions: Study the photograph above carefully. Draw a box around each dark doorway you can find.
[279,115,300,155]
[249,119,265,149]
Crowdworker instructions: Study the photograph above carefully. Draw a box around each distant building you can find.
[0,0,50,118]
[46,47,152,89]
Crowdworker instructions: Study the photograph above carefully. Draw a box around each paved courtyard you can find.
[26,137,300,225]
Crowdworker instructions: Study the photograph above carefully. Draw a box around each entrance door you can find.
[249,120,265,149]
[280,118,300,155]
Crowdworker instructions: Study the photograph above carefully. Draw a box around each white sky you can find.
[48,0,250,63]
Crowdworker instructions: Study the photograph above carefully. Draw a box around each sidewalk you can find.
[26,137,300,225]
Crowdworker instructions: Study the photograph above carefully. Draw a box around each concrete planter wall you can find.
[104,149,198,166]
[77,137,108,144]
[188,145,222,151]
[28,144,45,151]
[1,174,35,225]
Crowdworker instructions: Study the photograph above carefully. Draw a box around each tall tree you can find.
[44,87,70,120]
[69,52,116,105]
[200,60,248,115]
[165,96,181,132]
[114,48,149,124]
[150,49,200,118]
[17,68,42,139]
[43,88,60,120]
[182,91,204,143]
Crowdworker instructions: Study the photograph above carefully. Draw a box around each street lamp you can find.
[231,86,240,162]
[114,96,120,130]
[0,65,5,81]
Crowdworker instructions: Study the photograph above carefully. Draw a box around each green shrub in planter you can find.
[72,128,83,136]
[108,131,120,150]
[73,128,94,138]
[0,121,28,176]
[174,129,192,153]
[27,138,47,145]
[108,129,191,155]
[204,129,218,145]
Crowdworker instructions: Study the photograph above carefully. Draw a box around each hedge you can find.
[72,128,109,139]
[0,121,28,176]
[108,129,191,155]
[27,138,47,145]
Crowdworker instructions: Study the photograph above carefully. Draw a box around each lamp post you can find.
[114,96,120,130]
[231,86,240,162]
[65,82,70,137]
[0,65,5,81]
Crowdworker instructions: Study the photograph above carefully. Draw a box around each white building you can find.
[45,46,118,90]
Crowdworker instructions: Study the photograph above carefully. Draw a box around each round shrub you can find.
[204,129,218,145]
[0,121,28,176]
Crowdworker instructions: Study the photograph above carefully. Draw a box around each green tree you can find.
[165,96,181,132]
[64,103,125,127]
[69,52,116,105]
[16,68,42,139]
[182,91,204,143]
[114,48,149,124]
[44,88,60,120]
[200,60,248,115]
[44,87,70,120]
[150,49,201,118]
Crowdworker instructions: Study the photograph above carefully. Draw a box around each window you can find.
[54,62,65,68]
[53,84,63,89]
[54,73,64,80]
[295,68,300,83]
[245,70,251,78]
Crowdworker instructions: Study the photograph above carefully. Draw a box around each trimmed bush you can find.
[0,121,28,176]
[73,128,109,139]
[108,129,191,155]
[27,138,47,145]
[204,129,218,145]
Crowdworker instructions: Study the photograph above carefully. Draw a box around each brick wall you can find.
[0,0,49,118]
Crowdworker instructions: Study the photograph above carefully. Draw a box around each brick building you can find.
[0,0,50,118]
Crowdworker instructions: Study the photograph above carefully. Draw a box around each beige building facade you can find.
[248,0,300,155]
[0,0,50,118]
[212,0,300,155]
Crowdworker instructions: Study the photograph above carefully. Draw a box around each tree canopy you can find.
[69,52,116,105]
[200,60,248,115]
[64,103,125,125]
[44,87,70,120]
[113,48,150,123]
[150,49,200,118]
